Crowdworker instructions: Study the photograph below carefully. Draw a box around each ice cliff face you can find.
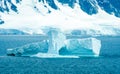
[0,0,120,17]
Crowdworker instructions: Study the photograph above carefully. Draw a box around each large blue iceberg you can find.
[7,28,101,57]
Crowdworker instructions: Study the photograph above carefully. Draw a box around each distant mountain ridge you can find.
[0,28,28,35]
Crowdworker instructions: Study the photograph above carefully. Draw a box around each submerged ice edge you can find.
[30,53,99,58]
[30,53,79,58]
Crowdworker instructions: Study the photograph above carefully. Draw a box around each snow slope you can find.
[0,0,120,35]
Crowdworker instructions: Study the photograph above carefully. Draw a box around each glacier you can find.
[0,0,120,36]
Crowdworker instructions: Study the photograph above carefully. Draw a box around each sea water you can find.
[1,35,120,56]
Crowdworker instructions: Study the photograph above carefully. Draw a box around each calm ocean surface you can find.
[0,35,120,74]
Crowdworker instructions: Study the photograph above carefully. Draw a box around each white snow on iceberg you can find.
[7,40,49,56]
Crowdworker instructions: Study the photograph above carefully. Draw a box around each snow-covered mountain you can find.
[0,0,120,35]
[1,0,120,17]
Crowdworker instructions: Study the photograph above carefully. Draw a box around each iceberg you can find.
[7,27,101,57]
[7,37,101,57]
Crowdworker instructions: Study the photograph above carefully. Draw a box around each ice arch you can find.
[59,38,101,56]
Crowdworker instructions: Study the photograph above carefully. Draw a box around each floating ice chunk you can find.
[7,48,17,56]
[7,40,49,56]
